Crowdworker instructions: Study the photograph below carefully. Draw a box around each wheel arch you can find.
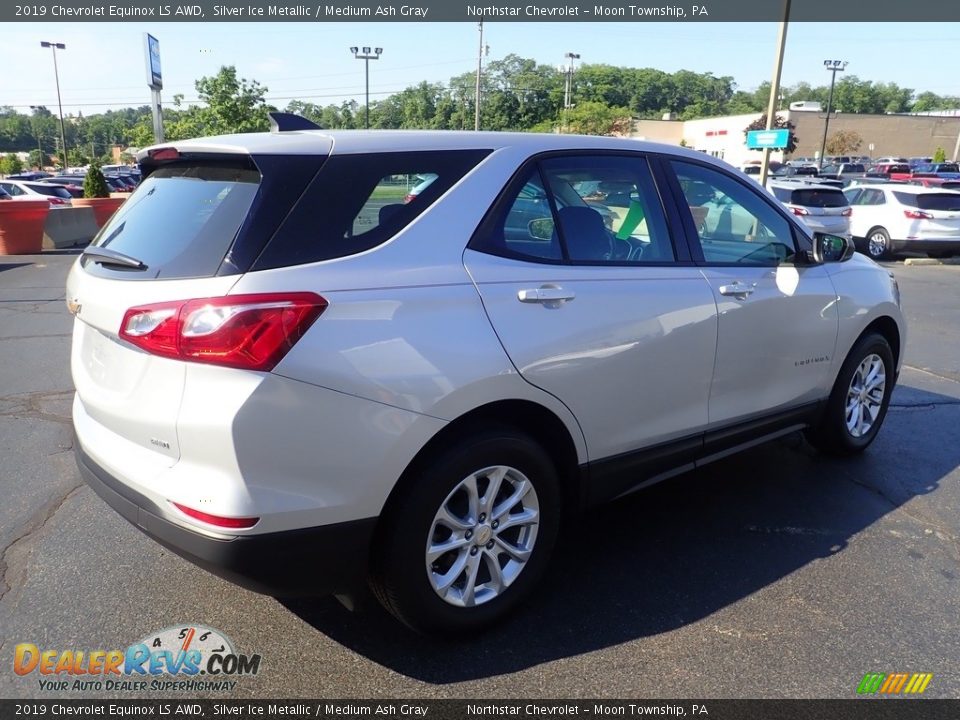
[860,315,902,370]
[375,399,583,540]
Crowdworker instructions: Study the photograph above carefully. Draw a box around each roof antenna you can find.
[268,112,322,132]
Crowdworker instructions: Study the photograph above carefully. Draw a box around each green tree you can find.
[83,163,110,198]
[165,66,273,140]
[28,148,50,170]
[933,146,947,163]
[563,101,633,136]
[0,154,23,176]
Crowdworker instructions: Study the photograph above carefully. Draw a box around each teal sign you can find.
[746,129,790,149]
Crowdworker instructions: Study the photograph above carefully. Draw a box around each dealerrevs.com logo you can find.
[14,625,261,693]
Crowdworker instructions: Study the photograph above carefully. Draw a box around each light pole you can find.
[818,59,847,170]
[29,106,44,170]
[40,41,68,171]
[562,52,580,133]
[350,46,382,129]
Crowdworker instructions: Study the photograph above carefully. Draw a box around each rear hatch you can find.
[778,186,850,231]
[69,145,328,468]
[893,191,960,237]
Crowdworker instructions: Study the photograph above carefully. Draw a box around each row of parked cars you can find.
[758,170,960,259]
[0,166,141,208]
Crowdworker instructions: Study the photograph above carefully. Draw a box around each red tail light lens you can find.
[172,502,259,529]
[49,197,67,205]
[841,207,852,217]
[904,209,933,220]
[120,292,327,371]
[791,206,809,216]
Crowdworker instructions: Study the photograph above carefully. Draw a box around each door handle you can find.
[718,282,756,299]
[517,285,576,305]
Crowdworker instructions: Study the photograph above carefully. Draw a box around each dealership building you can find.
[631,111,960,168]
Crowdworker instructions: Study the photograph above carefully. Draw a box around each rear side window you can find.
[894,192,960,211]
[789,189,848,208]
[255,150,490,269]
[87,163,260,279]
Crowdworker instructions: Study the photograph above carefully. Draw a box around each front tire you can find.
[806,332,895,456]
[370,428,561,635]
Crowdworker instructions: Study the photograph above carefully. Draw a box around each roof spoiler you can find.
[269,112,322,132]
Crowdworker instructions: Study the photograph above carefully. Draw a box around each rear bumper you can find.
[75,437,376,598]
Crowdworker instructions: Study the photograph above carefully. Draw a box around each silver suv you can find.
[69,117,905,633]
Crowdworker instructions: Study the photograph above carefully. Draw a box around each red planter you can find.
[72,197,126,228]
[0,200,50,255]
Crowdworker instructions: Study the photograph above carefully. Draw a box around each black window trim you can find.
[656,154,814,268]
[467,149,694,268]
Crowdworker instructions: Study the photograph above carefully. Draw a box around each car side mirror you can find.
[811,232,855,263]
[528,217,555,241]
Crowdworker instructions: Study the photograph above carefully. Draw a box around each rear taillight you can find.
[841,207,852,217]
[904,209,933,219]
[172,502,259,529]
[791,206,809,216]
[403,193,416,204]
[49,197,67,205]
[120,292,327,371]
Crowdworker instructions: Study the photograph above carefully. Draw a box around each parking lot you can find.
[0,251,957,699]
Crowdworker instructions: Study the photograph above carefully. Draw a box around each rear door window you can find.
[789,189,848,208]
[85,162,260,279]
[894,192,960,211]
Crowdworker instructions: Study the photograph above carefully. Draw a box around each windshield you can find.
[894,192,960,211]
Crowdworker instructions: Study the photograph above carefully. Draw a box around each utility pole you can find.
[759,0,790,186]
[818,60,848,170]
[474,20,484,131]
[29,106,44,170]
[562,52,580,134]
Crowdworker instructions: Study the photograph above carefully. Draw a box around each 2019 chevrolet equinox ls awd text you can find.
[69,115,905,634]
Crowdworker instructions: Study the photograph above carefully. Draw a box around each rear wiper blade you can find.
[81,246,147,270]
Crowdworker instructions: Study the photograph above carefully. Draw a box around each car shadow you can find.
[280,383,957,683]
[0,262,31,273]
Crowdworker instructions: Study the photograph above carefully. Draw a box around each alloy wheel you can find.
[425,465,540,607]
[845,353,886,438]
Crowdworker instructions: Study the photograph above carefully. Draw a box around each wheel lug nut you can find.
[486,540,495,550]
[492,520,499,529]
[470,546,478,556]
[479,513,486,523]
[465,530,473,539]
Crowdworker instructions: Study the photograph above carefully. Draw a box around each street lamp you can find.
[818,59,848,170]
[350,46,382,129]
[29,106,45,170]
[40,41,68,171]
[563,52,580,133]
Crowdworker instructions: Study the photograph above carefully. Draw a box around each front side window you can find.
[671,160,796,266]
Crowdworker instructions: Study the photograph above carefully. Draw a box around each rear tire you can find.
[865,228,892,261]
[806,332,894,456]
[370,428,561,635]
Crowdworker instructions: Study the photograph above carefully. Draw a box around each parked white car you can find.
[0,179,72,207]
[843,183,960,259]
[768,180,851,238]
[68,119,905,633]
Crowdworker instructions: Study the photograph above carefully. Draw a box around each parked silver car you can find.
[68,118,905,633]
[768,180,852,238]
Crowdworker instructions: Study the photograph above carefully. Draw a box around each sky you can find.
[2,21,959,117]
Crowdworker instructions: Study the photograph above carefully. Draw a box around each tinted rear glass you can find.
[938,164,960,173]
[843,164,865,173]
[254,150,490,269]
[790,188,848,207]
[942,182,960,190]
[25,183,71,198]
[894,192,960,211]
[86,163,260,279]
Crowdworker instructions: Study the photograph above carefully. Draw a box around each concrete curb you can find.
[903,257,960,266]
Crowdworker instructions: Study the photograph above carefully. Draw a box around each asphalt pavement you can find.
[0,252,957,699]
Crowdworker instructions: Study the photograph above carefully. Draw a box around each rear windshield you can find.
[894,192,960,211]
[87,163,260,279]
[843,164,865,173]
[254,150,490,270]
[26,183,71,199]
[941,182,960,191]
[938,163,960,173]
[790,188,848,207]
